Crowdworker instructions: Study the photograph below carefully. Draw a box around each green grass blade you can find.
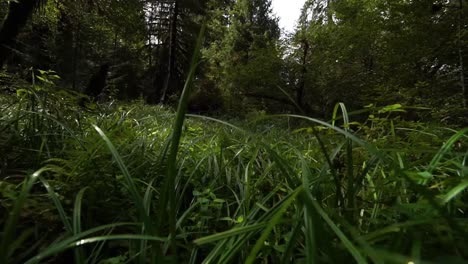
[73,187,89,264]
[315,205,367,263]
[299,155,318,264]
[440,180,468,204]
[280,215,303,264]
[245,187,303,264]
[87,227,115,264]
[73,187,88,234]
[22,110,85,149]
[158,22,206,257]
[427,128,468,173]
[303,191,367,264]
[275,85,305,113]
[332,103,355,221]
[25,234,167,264]
[141,178,156,263]
[93,124,155,262]
[0,168,50,263]
[194,222,268,245]
[24,222,140,264]
[332,102,350,129]
[93,125,151,228]
[261,144,299,189]
[302,198,318,264]
[186,114,247,134]
[39,177,73,233]
[40,176,87,263]
[6,228,34,264]
[275,114,376,154]
[201,186,286,263]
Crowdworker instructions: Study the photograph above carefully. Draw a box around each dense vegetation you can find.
[1,0,467,263]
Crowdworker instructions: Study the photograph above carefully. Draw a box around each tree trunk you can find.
[71,27,81,91]
[161,0,179,103]
[0,0,38,67]
[459,0,467,108]
[297,40,309,110]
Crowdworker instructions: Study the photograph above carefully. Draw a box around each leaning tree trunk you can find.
[160,0,179,103]
[0,0,44,67]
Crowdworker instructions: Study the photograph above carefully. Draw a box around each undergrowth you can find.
[1,74,467,263]
[0,32,467,263]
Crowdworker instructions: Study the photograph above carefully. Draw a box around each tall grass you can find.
[1,42,468,264]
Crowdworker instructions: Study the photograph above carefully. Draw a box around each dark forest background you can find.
[1,0,467,123]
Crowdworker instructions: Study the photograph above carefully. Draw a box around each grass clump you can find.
[1,84,467,263]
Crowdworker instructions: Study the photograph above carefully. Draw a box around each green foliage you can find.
[286,0,468,121]
[1,72,468,262]
[203,0,283,113]
[2,0,468,262]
